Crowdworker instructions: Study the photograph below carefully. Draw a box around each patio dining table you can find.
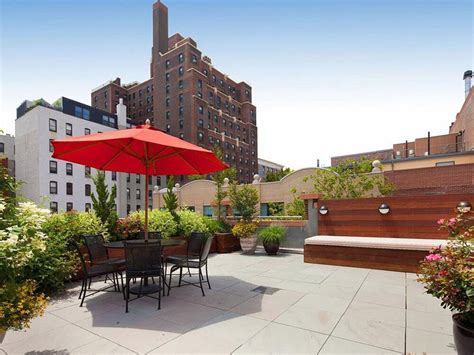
[104,239,186,295]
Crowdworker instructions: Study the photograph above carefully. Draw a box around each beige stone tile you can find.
[319,336,401,354]
[275,305,342,334]
[234,322,327,354]
[71,337,137,354]
[406,328,457,354]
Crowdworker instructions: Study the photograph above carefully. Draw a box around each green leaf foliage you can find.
[90,170,118,236]
[163,176,179,221]
[228,184,259,222]
[257,224,287,243]
[264,167,292,182]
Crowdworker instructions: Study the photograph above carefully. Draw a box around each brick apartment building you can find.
[91,1,258,183]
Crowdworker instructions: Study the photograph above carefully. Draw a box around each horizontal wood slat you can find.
[318,193,473,239]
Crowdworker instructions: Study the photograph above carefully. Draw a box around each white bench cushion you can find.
[304,235,448,251]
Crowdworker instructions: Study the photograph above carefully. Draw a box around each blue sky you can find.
[1,0,472,168]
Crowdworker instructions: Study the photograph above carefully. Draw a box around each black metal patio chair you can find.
[72,241,124,307]
[166,232,213,297]
[82,234,126,290]
[124,240,164,313]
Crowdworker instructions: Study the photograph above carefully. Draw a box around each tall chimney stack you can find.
[463,70,472,98]
[153,1,169,56]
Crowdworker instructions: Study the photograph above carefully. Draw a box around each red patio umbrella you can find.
[52,120,228,240]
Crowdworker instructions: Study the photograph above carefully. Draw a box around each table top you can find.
[104,239,186,249]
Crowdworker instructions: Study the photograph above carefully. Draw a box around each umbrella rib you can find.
[100,138,134,170]
[101,141,145,163]
[172,151,200,175]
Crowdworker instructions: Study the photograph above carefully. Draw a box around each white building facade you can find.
[15,97,162,217]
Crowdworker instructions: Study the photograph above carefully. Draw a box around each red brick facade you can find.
[91,1,257,182]
[384,164,474,196]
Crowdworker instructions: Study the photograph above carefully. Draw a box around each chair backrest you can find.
[137,231,162,240]
[82,234,107,263]
[187,232,213,261]
[71,240,88,274]
[124,240,162,277]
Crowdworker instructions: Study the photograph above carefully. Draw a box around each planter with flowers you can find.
[229,184,259,254]
[417,212,473,355]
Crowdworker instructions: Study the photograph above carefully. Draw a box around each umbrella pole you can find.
[145,171,149,241]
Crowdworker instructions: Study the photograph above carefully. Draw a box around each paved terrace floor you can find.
[1,252,455,355]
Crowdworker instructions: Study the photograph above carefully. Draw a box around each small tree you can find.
[305,158,395,199]
[211,148,236,220]
[90,170,118,234]
[285,188,305,218]
[229,184,259,222]
[265,167,293,182]
[163,176,179,221]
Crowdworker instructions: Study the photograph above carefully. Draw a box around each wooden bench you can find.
[304,235,448,273]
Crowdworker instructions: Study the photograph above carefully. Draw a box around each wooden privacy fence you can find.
[317,193,474,239]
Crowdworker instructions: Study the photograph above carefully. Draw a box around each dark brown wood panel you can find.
[318,194,473,239]
[304,244,429,273]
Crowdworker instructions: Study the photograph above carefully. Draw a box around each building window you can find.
[198,79,202,88]
[49,160,57,174]
[166,124,171,133]
[179,107,184,117]
[136,205,141,211]
[197,91,202,98]
[179,133,184,139]
[85,166,91,177]
[198,132,204,141]
[166,111,170,119]
[136,174,140,183]
[165,60,170,69]
[203,68,208,76]
[66,182,73,195]
[179,93,184,103]
[49,181,58,194]
[436,161,455,167]
[136,189,141,200]
[84,128,90,135]
[178,80,184,89]
[198,119,204,128]
[127,204,131,214]
[148,175,152,185]
[165,72,170,82]
[85,203,91,212]
[166,98,170,107]
[111,171,117,181]
[178,66,184,76]
[126,173,130,182]
[66,123,72,136]
[198,105,204,114]
[0,142,5,153]
[178,53,184,63]
[49,118,57,132]
[85,184,91,196]
[179,120,184,129]
[49,139,54,153]
[166,85,170,94]
[66,202,73,212]
[126,188,130,200]
[65,163,73,176]
[50,201,58,213]
[192,54,198,64]
[83,109,90,120]
[74,106,82,118]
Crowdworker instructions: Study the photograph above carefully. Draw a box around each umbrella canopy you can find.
[52,121,228,239]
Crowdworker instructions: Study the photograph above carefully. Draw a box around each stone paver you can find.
[0,253,455,354]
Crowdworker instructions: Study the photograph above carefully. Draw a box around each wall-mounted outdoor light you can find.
[378,203,390,215]
[457,201,472,213]
[319,205,328,215]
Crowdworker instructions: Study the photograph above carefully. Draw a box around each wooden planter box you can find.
[215,233,241,253]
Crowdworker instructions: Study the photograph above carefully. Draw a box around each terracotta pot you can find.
[453,314,474,355]
[0,329,5,344]
[263,241,280,255]
[240,235,257,254]
[215,233,240,253]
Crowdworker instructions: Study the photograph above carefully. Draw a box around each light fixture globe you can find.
[457,201,472,213]
[378,203,390,215]
[319,205,328,215]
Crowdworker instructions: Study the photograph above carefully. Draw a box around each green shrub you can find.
[229,184,259,222]
[217,219,232,233]
[203,217,220,235]
[177,209,208,237]
[257,224,286,243]
[42,211,106,242]
[128,209,178,239]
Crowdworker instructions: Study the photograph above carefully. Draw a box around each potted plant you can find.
[417,212,473,355]
[258,224,286,255]
[229,184,259,254]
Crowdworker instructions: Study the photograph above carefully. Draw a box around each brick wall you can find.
[384,164,474,196]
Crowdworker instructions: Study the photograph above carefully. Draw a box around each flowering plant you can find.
[417,212,474,326]
[232,220,257,239]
